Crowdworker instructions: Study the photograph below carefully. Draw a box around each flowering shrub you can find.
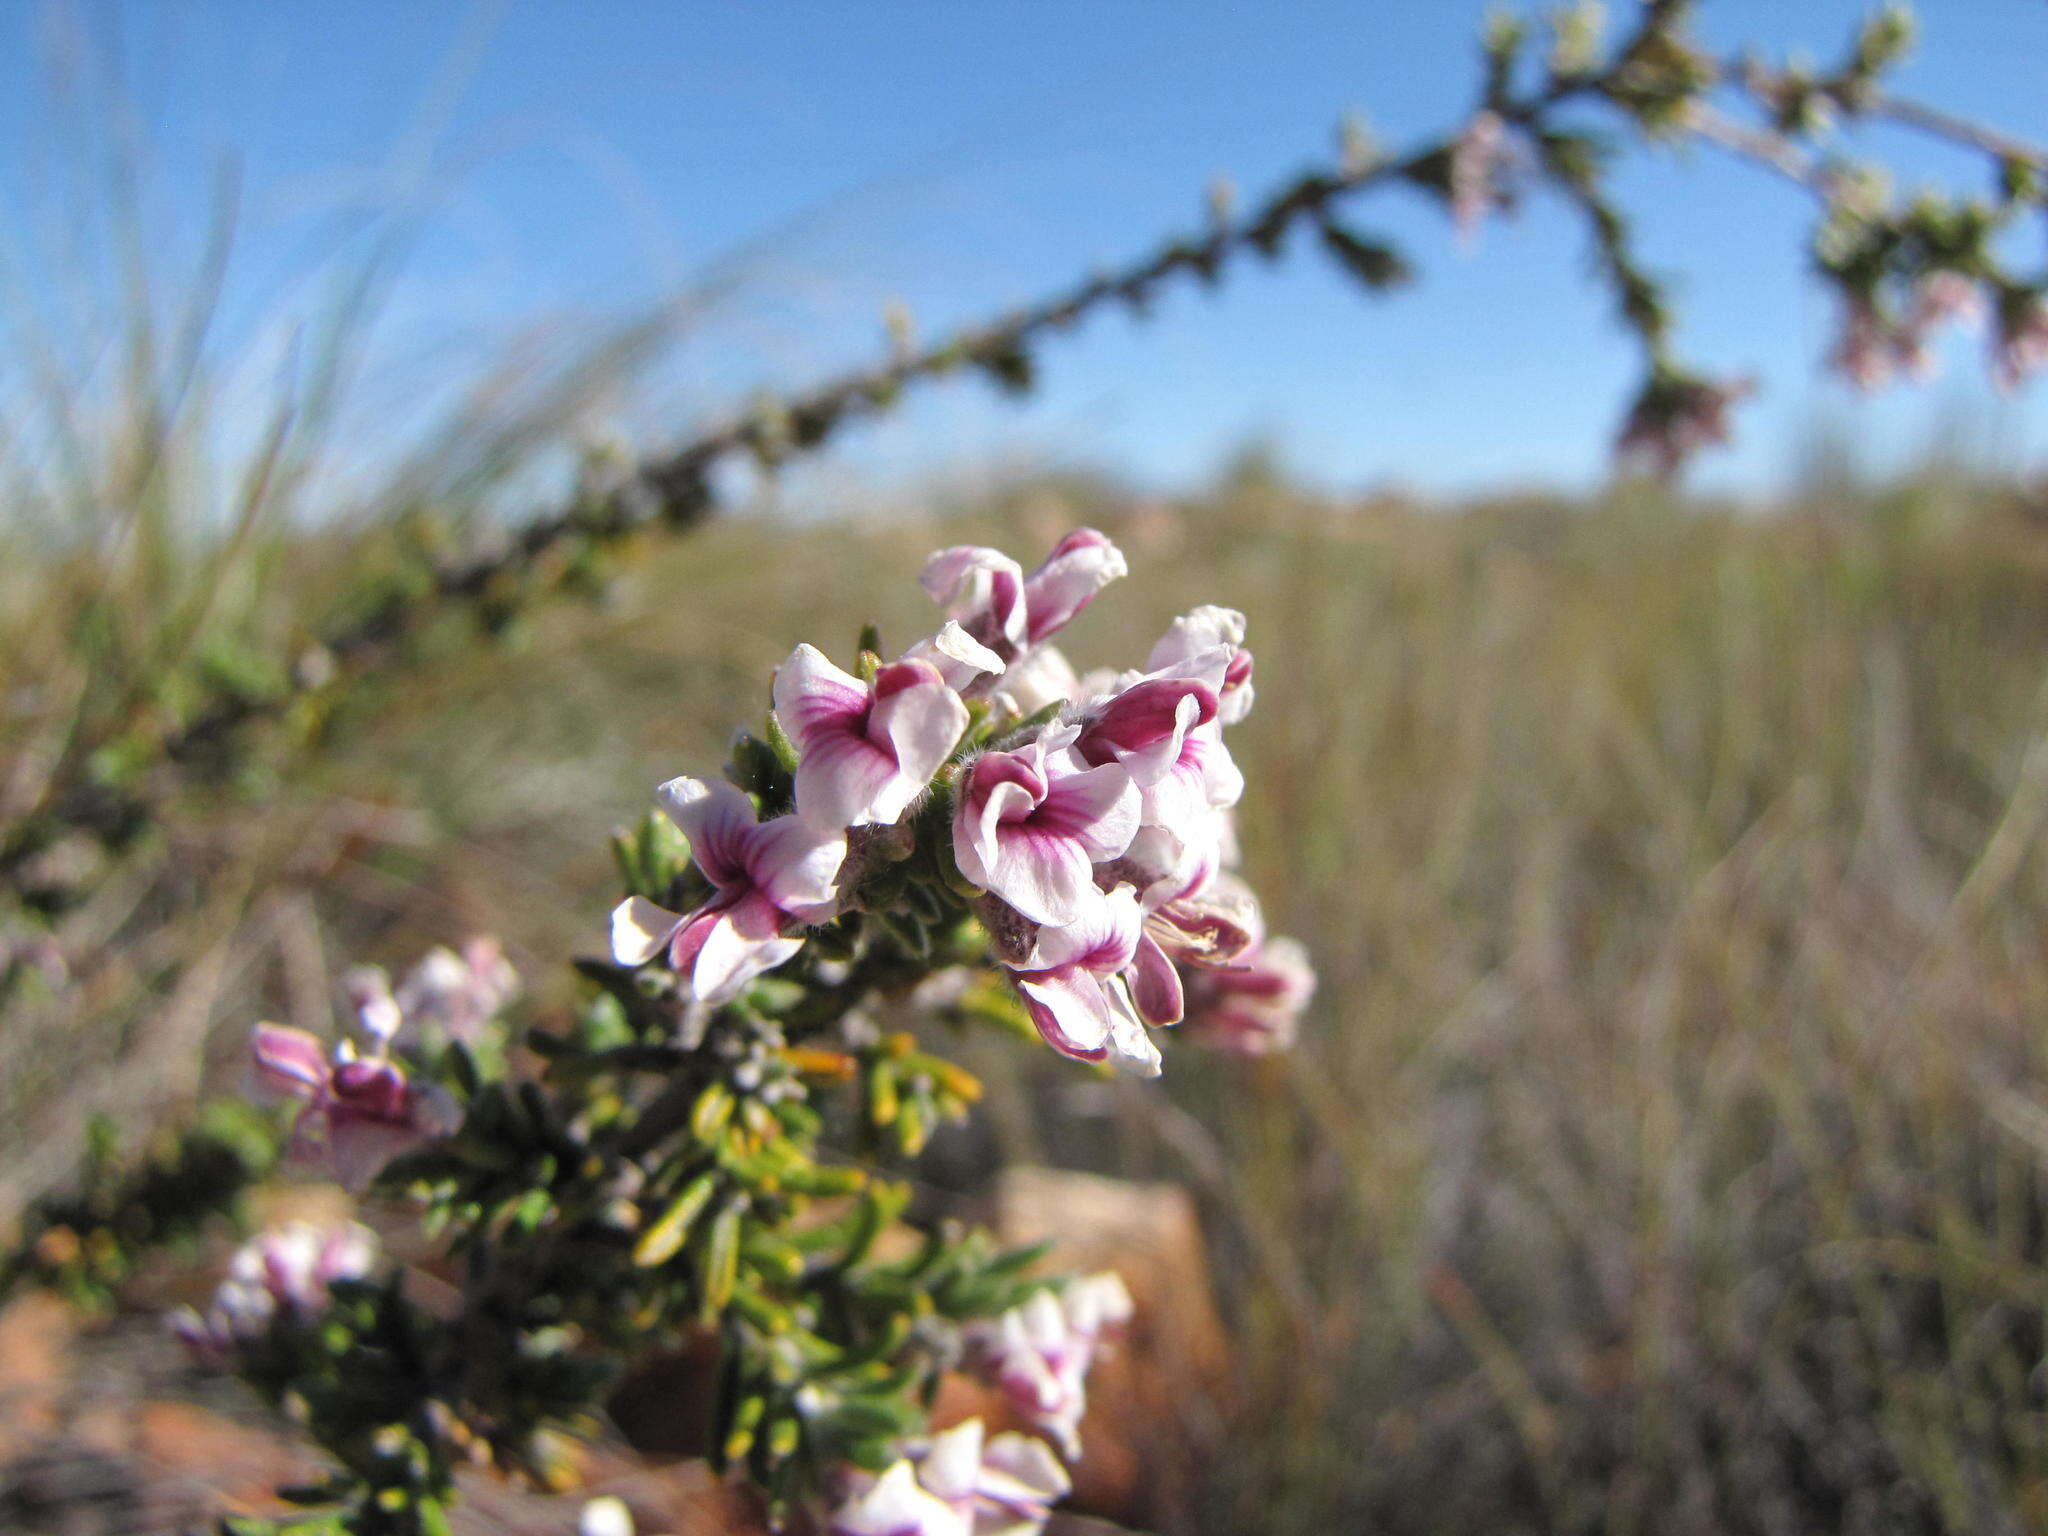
[184,529,1309,1535]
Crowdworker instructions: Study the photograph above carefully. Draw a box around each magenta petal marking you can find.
[1016,974,1113,1061]
[1086,678,1216,755]
[250,1023,330,1101]
[1020,527,1127,642]
[1127,933,1185,1026]
[656,777,757,887]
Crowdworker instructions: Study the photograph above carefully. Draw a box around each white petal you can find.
[985,833,1096,927]
[1145,605,1245,673]
[830,1459,970,1536]
[1020,884,1142,973]
[869,659,968,819]
[904,621,1005,691]
[1103,979,1163,1077]
[961,776,1040,888]
[994,644,1080,717]
[916,1419,986,1503]
[687,908,803,1005]
[1016,972,1113,1060]
[1041,761,1140,864]
[1064,1271,1135,1335]
[1218,672,1255,726]
[610,897,686,966]
[794,734,901,832]
[978,1430,1072,1510]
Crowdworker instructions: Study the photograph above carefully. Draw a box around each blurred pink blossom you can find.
[829,1419,1069,1536]
[1183,936,1317,1056]
[170,1221,377,1361]
[250,1021,446,1187]
[962,1274,1134,1458]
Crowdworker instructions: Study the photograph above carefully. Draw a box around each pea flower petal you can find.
[953,742,1138,927]
[610,778,846,1004]
[775,644,967,830]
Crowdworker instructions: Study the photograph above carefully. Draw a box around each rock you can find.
[604,1330,725,1460]
[0,1295,74,1457]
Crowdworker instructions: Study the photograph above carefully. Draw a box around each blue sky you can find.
[4,0,2046,505]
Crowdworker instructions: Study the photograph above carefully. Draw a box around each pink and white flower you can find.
[393,936,519,1044]
[1098,828,1264,1028]
[921,528,1127,664]
[1447,109,1512,246]
[1004,886,1158,1074]
[829,1420,1070,1536]
[1066,676,1219,792]
[1183,936,1317,1056]
[170,1221,378,1361]
[1896,270,1984,380]
[250,1020,445,1188]
[1144,605,1254,725]
[963,1275,1134,1459]
[775,644,970,830]
[952,741,1138,927]
[1130,717,1243,833]
[610,778,846,1005]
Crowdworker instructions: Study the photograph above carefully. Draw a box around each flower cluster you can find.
[610,528,1309,1079]
[1615,370,1755,481]
[1815,201,2048,398]
[189,535,1309,1536]
[169,1220,378,1363]
[829,1419,1070,1536]
[1184,935,1318,1056]
[1829,271,1992,392]
[387,936,519,1045]
[1446,109,1515,246]
[249,940,512,1186]
[962,1272,1133,1457]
